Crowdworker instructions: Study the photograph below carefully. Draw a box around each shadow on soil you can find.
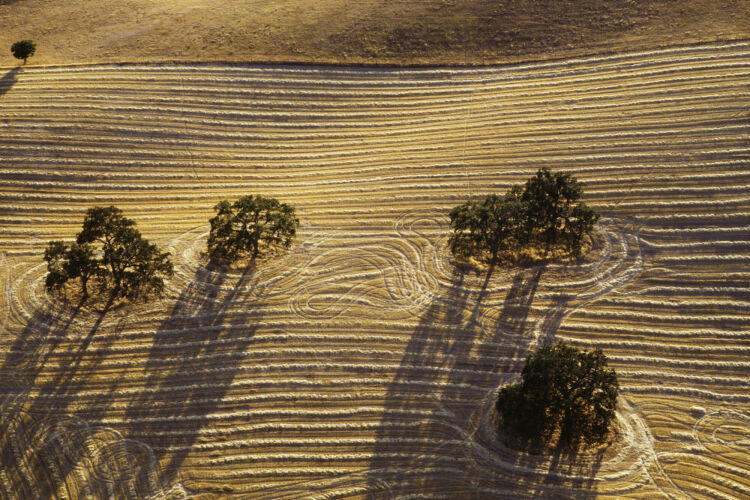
[364,264,604,498]
[0,67,20,98]
[124,261,265,487]
[0,261,264,497]
[0,292,128,498]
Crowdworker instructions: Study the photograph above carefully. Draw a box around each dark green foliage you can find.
[521,168,599,256]
[11,40,35,64]
[496,342,619,450]
[208,195,300,262]
[77,206,137,292]
[76,206,173,299]
[449,168,598,263]
[45,206,173,301]
[449,186,526,262]
[44,241,101,299]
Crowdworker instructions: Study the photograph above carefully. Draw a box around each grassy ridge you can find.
[1,0,749,66]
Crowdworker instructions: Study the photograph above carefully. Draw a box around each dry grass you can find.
[1,0,749,66]
[0,39,748,497]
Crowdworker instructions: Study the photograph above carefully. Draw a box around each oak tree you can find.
[11,40,35,64]
[521,167,599,256]
[44,206,173,301]
[44,241,101,300]
[449,168,598,263]
[76,206,173,299]
[496,342,619,450]
[208,195,299,262]
[449,186,526,262]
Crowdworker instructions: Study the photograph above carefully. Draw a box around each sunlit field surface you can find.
[1,40,749,498]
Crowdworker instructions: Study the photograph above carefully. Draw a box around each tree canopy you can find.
[449,186,526,262]
[208,195,299,262]
[44,206,173,301]
[496,342,619,450]
[44,241,101,300]
[449,168,598,263]
[11,40,35,64]
[521,168,599,255]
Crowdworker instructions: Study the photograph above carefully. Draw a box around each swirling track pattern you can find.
[0,405,186,499]
[1,40,749,498]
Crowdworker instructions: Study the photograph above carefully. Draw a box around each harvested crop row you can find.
[1,40,748,498]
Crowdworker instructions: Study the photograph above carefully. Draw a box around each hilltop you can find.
[1,0,749,66]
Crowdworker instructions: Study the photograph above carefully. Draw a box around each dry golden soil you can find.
[0,1,749,499]
[1,40,749,498]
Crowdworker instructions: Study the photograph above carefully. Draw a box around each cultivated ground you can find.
[0,39,748,498]
[1,0,749,66]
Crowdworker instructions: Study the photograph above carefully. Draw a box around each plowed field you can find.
[1,40,749,498]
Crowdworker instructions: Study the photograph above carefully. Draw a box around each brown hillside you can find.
[1,0,749,66]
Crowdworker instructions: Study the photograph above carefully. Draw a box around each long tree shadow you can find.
[0,293,128,498]
[0,67,20,98]
[124,260,266,487]
[33,295,117,403]
[0,258,265,497]
[0,289,120,412]
[366,263,604,497]
[519,443,607,499]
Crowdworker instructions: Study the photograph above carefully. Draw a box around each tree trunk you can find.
[111,266,122,292]
[252,238,259,258]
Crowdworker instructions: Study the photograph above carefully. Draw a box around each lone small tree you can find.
[208,195,299,262]
[44,206,173,301]
[449,168,598,263]
[496,342,619,450]
[11,40,35,64]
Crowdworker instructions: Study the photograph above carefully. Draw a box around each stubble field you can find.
[0,40,749,498]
